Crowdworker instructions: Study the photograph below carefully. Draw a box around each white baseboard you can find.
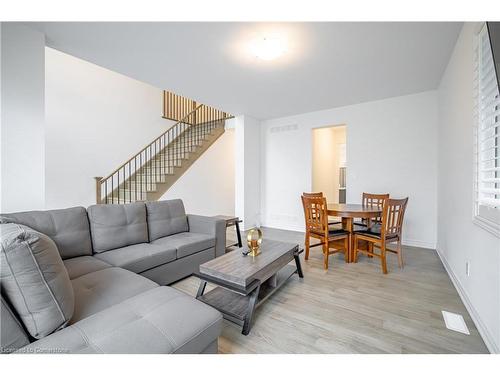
[264,221,436,249]
[436,248,499,354]
[260,220,304,233]
[402,238,436,249]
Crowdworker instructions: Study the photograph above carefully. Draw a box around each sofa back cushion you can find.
[146,200,189,241]
[1,295,30,353]
[87,202,148,253]
[1,207,92,260]
[0,223,74,339]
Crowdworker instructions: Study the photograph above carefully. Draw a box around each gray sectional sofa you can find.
[0,199,226,354]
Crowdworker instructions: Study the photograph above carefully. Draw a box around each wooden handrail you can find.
[101,104,204,181]
[96,102,233,204]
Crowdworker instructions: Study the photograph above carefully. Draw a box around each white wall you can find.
[45,47,173,209]
[437,22,500,353]
[261,91,438,248]
[1,23,45,212]
[46,47,235,215]
[235,115,261,230]
[160,128,235,216]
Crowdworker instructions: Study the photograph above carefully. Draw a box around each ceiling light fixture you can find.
[250,36,287,61]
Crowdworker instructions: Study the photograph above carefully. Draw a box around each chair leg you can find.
[305,232,310,261]
[344,236,349,263]
[368,242,374,258]
[353,236,358,263]
[397,239,404,269]
[323,242,329,269]
[381,244,388,274]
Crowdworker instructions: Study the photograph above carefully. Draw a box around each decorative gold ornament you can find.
[246,228,263,257]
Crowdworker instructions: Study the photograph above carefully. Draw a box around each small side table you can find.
[213,215,243,250]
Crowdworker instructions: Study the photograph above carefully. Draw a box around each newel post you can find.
[94,177,103,204]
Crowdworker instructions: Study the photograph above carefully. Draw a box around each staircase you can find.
[95,104,233,204]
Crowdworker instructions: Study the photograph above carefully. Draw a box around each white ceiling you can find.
[28,22,462,119]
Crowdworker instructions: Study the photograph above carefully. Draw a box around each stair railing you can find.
[95,104,233,204]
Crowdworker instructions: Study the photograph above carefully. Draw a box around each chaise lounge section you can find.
[0,199,225,354]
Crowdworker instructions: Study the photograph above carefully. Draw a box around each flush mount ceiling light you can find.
[250,36,287,61]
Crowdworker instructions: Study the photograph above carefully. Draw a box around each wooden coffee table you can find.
[194,240,303,335]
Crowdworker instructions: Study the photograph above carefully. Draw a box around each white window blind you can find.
[474,24,500,236]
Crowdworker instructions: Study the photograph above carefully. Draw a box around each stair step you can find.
[100,123,226,205]
[169,137,206,144]
[138,171,175,177]
[122,180,162,187]
[146,160,182,168]
[155,149,197,158]
[156,131,218,152]
[117,184,155,192]
[139,167,177,174]
[104,198,145,204]
[166,136,208,144]
[144,163,183,170]
[129,175,168,183]
[131,166,178,176]
[112,190,149,200]
[120,184,159,192]
[148,140,206,155]
[154,148,194,155]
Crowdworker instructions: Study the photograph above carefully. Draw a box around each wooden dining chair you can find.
[353,197,409,274]
[301,195,350,269]
[356,192,390,228]
[302,192,342,225]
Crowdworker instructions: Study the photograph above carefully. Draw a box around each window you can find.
[473,24,500,237]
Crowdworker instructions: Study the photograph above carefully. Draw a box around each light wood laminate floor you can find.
[172,227,488,353]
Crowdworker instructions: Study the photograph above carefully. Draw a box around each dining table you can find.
[327,203,382,263]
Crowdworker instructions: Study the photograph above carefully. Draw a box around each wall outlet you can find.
[465,261,471,277]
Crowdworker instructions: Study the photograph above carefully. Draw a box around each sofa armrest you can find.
[187,215,226,257]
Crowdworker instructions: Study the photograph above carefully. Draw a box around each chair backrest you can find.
[301,195,328,236]
[362,192,389,209]
[302,192,324,198]
[380,198,409,238]
[362,192,389,222]
[302,192,325,223]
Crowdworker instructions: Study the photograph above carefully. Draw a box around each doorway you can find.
[312,125,347,204]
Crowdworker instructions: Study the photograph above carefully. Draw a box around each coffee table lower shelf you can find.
[197,264,298,335]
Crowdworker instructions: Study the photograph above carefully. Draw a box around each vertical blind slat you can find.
[475,25,500,209]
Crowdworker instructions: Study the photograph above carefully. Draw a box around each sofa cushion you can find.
[1,207,92,259]
[18,287,223,354]
[94,243,176,274]
[0,223,74,339]
[1,295,30,353]
[70,267,157,323]
[146,200,189,241]
[63,256,111,280]
[87,202,148,253]
[152,232,215,259]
